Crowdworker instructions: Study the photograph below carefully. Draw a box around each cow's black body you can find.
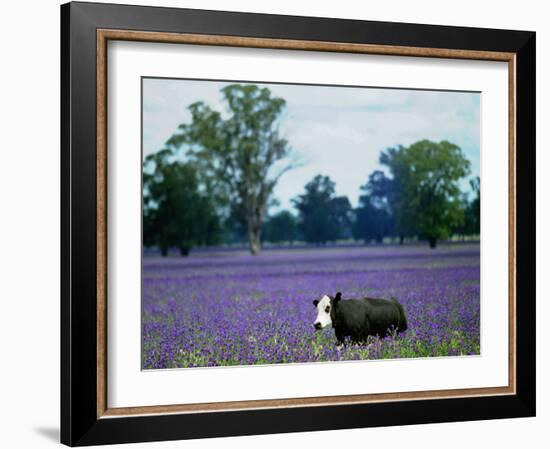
[330,293,407,345]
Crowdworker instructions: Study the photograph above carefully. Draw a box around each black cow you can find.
[313,292,407,345]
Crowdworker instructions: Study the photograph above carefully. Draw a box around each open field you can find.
[142,244,480,369]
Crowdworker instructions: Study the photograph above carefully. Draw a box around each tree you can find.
[329,196,354,241]
[464,176,481,237]
[143,149,221,256]
[379,145,416,243]
[380,140,470,248]
[353,171,393,244]
[263,210,298,244]
[293,175,352,244]
[166,84,298,255]
[222,205,248,245]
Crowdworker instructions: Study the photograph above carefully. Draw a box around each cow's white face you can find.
[313,295,332,330]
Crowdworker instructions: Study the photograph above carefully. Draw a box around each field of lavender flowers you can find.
[142,244,480,369]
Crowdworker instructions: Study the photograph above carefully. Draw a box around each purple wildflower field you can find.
[142,244,480,369]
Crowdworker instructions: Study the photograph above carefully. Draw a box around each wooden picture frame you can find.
[61,1,535,446]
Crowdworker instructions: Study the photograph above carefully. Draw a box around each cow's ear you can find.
[334,292,342,303]
[313,299,319,307]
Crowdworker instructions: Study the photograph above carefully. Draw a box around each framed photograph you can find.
[61,1,535,446]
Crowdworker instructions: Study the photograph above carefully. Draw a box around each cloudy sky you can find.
[143,78,480,211]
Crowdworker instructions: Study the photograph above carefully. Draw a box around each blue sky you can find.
[143,78,480,211]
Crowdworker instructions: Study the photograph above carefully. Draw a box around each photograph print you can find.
[141,78,481,370]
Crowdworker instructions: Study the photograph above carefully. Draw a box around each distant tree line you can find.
[143,84,480,256]
[261,140,479,249]
[351,140,477,248]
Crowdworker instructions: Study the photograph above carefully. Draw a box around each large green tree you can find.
[293,175,352,245]
[143,149,221,256]
[381,140,471,248]
[166,84,298,255]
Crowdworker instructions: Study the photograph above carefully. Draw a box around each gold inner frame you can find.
[96,28,517,419]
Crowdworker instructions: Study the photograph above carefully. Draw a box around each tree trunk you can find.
[160,245,168,257]
[248,228,261,255]
[247,214,262,255]
[428,237,437,249]
[399,235,404,245]
[179,246,190,257]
